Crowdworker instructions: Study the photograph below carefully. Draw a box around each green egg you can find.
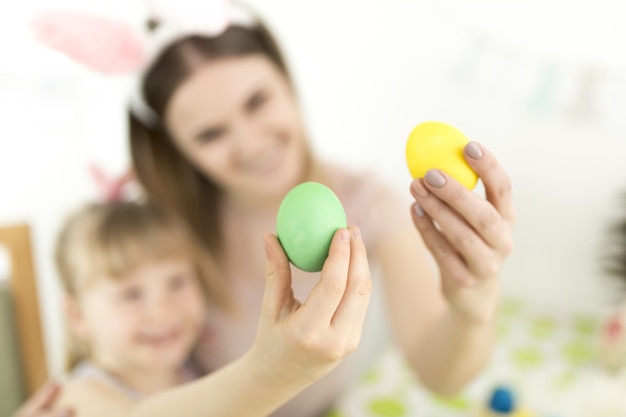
[276,182,347,272]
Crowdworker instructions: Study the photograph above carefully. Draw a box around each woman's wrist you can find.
[230,348,316,417]
[448,280,500,327]
[243,343,317,390]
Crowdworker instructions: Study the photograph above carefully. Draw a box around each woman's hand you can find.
[251,226,372,386]
[409,141,515,323]
[12,381,72,417]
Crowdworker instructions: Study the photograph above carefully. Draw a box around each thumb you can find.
[261,234,295,321]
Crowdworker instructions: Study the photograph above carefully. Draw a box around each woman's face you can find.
[165,55,309,207]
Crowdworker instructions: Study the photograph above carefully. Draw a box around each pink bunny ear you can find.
[29,9,146,73]
[145,0,230,34]
[89,164,135,202]
[110,169,135,199]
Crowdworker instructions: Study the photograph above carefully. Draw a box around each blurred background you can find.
[1,0,626,415]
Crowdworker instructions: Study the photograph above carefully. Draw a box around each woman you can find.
[20,3,514,417]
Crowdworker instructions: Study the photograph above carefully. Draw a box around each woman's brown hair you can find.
[130,13,292,293]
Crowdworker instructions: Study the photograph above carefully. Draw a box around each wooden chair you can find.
[0,223,48,397]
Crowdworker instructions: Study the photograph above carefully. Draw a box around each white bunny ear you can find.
[145,0,230,34]
[29,9,146,73]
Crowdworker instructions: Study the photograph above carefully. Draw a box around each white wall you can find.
[1,0,625,377]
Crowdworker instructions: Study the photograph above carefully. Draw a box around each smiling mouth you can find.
[138,328,183,348]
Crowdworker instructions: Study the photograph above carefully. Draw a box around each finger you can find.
[300,228,351,327]
[411,202,460,264]
[18,381,62,414]
[418,171,512,251]
[410,203,474,286]
[261,234,296,321]
[331,226,372,336]
[412,179,499,279]
[463,142,515,225]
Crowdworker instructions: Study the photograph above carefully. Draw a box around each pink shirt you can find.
[195,164,412,417]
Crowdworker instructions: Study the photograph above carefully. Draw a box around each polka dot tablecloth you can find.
[325,298,626,417]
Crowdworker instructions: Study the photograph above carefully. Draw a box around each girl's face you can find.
[165,55,309,207]
[71,257,206,374]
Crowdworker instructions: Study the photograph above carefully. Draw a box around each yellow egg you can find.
[406,121,478,190]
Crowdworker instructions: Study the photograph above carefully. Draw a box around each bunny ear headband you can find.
[29,0,256,127]
[89,163,135,203]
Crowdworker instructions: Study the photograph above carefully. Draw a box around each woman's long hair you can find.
[130,16,293,307]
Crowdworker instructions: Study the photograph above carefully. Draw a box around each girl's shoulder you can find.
[55,375,136,417]
[69,360,143,399]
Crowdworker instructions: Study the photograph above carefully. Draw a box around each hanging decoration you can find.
[421,0,626,128]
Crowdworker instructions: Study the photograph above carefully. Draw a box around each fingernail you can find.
[414,204,424,217]
[411,179,430,198]
[465,141,483,159]
[340,228,350,240]
[351,227,361,238]
[425,170,446,188]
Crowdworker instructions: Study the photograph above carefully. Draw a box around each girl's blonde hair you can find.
[55,200,228,371]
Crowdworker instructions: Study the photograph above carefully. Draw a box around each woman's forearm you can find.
[131,351,310,417]
[408,307,496,397]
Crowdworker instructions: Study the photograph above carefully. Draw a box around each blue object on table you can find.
[488,385,516,413]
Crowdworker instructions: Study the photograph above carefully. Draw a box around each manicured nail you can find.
[340,229,350,240]
[414,204,424,217]
[425,170,446,188]
[412,179,430,197]
[465,141,483,159]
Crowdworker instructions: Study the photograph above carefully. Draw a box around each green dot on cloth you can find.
[562,340,596,367]
[433,394,471,410]
[360,368,382,385]
[529,316,557,339]
[512,346,544,370]
[552,370,577,390]
[573,316,598,336]
[368,397,409,417]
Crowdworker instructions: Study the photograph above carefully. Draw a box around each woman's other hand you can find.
[410,141,515,323]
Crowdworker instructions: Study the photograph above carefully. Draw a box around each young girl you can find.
[15,184,368,417]
[51,200,218,416]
